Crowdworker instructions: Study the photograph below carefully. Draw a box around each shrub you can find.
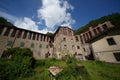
[35,58,57,68]
[35,59,45,67]
[0,47,35,80]
[62,55,78,64]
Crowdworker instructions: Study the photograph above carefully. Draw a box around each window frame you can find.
[4,28,11,36]
[46,45,49,48]
[7,41,12,46]
[20,42,25,47]
[113,52,120,61]
[39,44,42,48]
[107,38,116,46]
[31,43,34,48]
[77,46,80,49]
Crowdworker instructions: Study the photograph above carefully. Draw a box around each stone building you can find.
[0,24,52,59]
[81,21,120,62]
[53,27,86,60]
[0,21,120,62]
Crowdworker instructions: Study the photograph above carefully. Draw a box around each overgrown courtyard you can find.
[0,47,120,80]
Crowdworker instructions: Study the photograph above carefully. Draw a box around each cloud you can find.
[37,0,75,30]
[0,11,18,22]
[14,17,39,32]
[0,11,51,34]
[39,28,56,34]
[0,11,41,33]
[0,0,75,34]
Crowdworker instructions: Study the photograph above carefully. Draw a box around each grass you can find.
[81,61,120,80]
[18,58,120,80]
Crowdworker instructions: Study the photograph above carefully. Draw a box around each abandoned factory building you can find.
[0,21,120,62]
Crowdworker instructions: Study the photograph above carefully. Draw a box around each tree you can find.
[0,17,13,26]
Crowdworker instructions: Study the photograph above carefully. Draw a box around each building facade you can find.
[81,21,120,62]
[53,27,86,60]
[0,24,52,59]
[0,21,120,62]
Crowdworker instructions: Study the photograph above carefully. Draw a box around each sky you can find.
[0,0,120,34]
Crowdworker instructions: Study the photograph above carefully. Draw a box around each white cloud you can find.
[39,28,55,34]
[14,17,53,34]
[14,17,40,32]
[38,0,75,30]
[0,0,75,34]
[0,11,18,22]
[0,11,41,33]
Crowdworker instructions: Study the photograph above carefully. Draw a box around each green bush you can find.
[35,58,57,68]
[62,55,78,64]
[0,47,35,80]
[35,59,45,67]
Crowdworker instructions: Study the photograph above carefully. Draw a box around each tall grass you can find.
[18,58,120,80]
[81,61,120,80]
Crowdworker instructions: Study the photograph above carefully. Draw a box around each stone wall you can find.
[0,25,52,59]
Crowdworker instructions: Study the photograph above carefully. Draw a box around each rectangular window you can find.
[113,52,120,61]
[7,41,12,46]
[39,44,42,48]
[107,38,116,45]
[17,30,22,38]
[86,33,89,39]
[40,35,43,41]
[83,48,86,52]
[93,29,97,36]
[31,43,34,48]
[80,36,83,44]
[102,24,108,30]
[75,36,79,42]
[43,36,46,41]
[32,33,36,40]
[0,27,4,35]
[23,31,27,39]
[4,28,11,36]
[20,42,25,47]
[37,34,39,40]
[47,37,49,42]
[97,27,102,33]
[28,33,32,40]
[11,29,17,37]
[46,45,49,48]
[63,37,66,41]
[77,46,80,49]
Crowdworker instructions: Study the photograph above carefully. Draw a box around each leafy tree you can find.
[0,17,13,26]
[46,32,54,37]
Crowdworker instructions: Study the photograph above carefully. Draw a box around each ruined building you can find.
[0,21,120,62]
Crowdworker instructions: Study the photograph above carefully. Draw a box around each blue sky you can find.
[0,0,120,33]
